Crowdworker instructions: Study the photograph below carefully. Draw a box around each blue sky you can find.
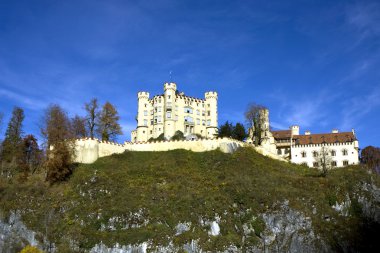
[0,0,379,148]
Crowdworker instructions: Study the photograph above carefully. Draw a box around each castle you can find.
[131,82,218,142]
[253,109,360,168]
[74,82,359,168]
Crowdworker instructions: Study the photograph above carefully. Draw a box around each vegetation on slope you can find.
[0,147,379,252]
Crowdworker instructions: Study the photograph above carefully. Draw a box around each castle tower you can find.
[259,108,270,132]
[136,91,149,142]
[164,82,177,139]
[205,91,218,139]
[290,125,299,136]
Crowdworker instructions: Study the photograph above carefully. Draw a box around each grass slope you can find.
[0,148,379,251]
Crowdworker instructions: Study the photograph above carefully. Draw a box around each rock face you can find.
[250,201,330,253]
[0,211,41,253]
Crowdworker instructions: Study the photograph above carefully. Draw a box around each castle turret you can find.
[205,91,218,139]
[290,125,299,136]
[136,91,149,142]
[164,82,177,139]
[259,108,270,132]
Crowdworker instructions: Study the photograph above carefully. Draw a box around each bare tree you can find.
[97,102,123,141]
[245,103,266,146]
[41,105,74,183]
[84,98,99,139]
[71,115,87,138]
[315,146,333,177]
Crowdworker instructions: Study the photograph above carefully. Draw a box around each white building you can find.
[270,126,359,167]
[290,129,359,168]
[131,82,218,142]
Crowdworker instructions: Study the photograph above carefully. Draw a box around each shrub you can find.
[20,245,43,253]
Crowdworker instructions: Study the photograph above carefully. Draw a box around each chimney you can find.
[332,129,339,133]
[305,131,311,135]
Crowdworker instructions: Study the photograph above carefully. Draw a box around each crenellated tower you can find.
[163,82,177,139]
[136,91,149,142]
[205,91,218,139]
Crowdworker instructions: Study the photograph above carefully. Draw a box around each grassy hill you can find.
[1,147,379,252]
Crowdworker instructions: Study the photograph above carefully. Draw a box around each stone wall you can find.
[74,138,249,164]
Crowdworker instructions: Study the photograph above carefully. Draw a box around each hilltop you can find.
[0,147,379,252]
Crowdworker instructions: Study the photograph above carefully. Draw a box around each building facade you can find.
[131,82,218,142]
[270,127,359,168]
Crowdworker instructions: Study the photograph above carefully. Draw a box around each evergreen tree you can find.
[218,121,233,138]
[97,102,123,141]
[1,107,25,177]
[232,123,247,141]
[41,105,74,183]
[84,98,99,139]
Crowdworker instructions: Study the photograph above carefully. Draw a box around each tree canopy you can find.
[97,102,123,141]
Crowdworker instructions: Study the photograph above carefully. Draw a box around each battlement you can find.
[205,91,218,99]
[164,82,177,91]
[138,92,150,99]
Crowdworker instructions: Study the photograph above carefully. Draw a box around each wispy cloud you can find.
[0,88,46,110]
[340,87,380,130]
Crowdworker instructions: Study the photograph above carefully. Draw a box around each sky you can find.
[0,0,379,148]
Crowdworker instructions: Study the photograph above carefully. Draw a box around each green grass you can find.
[0,147,379,251]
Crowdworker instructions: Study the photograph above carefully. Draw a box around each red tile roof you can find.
[271,130,292,139]
[293,132,356,145]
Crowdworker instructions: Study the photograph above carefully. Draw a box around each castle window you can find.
[155,107,157,113]
[312,151,318,157]
[207,120,211,126]
[150,120,153,125]
[342,149,348,156]
[184,107,193,114]
[331,150,336,156]
[313,162,319,168]
[197,118,200,125]
[144,110,148,116]
[150,130,152,134]
[202,111,205,116]
[144,104,147,108]
[277,149,282,155]
[202,120,205,126]
[196,110,200,115]
[285,148,290,154]
[168,95,171,99]
[331,161,337,167]
[167,111,171,119]
[207,104,210,107]
[151,110,153,115]
[143,119,147,126]
[185,116,193,123]
[343,160,349,166]
[158,107,162,112]
[301,151,307,158]
[207,111,210,116]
